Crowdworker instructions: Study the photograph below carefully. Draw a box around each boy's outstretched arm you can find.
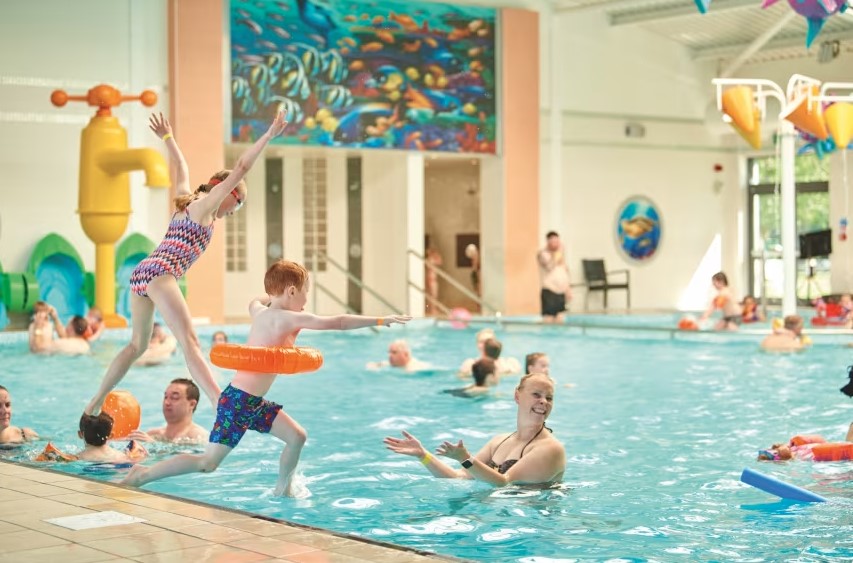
[294,313,412,331]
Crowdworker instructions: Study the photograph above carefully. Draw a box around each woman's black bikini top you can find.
[486,425,550,474]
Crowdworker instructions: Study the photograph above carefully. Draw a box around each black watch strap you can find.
[461,458,474,469]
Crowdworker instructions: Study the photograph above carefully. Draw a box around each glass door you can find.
[747,155,830,305]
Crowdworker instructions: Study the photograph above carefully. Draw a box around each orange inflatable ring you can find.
[103,390,141,440]
[210,343,324,374]
[677,317,699,331]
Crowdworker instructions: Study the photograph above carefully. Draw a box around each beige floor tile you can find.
[3,480,73,496]
[227,536,319,558]
[0,542,119,563]
[82,501,162,516]
[48,478,118,493]
[0,529,71,553]
[283,551,371,563]
[217,518,304,537]
[134,543,271,563]
[48,492,124,507]
[136,510,209,529]
[0,520,27,534]
[0,497,96,517]
[80,529,212,557]
[123,496,194,511]
[329,544,443,563]
[173,522,255,542]
[40,522,163,542]
[0,487,31,501]
[267,531,359,551]
[169,504,246,523]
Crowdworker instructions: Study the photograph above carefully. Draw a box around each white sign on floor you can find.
[44,511,146,530]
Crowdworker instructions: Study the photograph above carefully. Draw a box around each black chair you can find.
[581,259,631,311]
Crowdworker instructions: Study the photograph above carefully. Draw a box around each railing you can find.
[311,279,379,333]
[313,250,405,315]
[407,249,502,317]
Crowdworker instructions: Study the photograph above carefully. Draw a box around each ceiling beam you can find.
[608,0,756,26]
[692,29,853,59]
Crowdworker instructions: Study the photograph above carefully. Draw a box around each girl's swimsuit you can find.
[130,211,214,297]
[487,425,549,474]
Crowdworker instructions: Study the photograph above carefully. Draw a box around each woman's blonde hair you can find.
[516,372,554,391]
[174,170,246,212]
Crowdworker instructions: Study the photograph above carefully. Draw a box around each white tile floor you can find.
[0,460,460,563]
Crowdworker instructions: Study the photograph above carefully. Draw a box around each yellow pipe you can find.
[76,115,170,327]
[98,148,171,188]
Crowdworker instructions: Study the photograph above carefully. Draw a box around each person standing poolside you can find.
[537,231,572,323]
[128,379,207,444]
[0,385,38,444]
[385,373,566,485]
[84,111,287,417]
[122,260,411,497]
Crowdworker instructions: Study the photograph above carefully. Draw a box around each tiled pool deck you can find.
[0,460,461,563]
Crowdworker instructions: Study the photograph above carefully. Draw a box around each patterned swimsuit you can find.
[130,211,214,297]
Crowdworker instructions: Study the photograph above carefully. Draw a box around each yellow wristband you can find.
[377,317,384,326]
[420,452,432,465]
[162,133,173,142]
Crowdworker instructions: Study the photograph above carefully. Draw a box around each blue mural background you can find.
[616,196,662,261]
[230,0,497,153]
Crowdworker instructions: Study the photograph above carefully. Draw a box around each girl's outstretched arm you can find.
[149,113,190,197]
[197,111,288,213]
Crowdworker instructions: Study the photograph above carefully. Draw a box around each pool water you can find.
[3,322,853,561]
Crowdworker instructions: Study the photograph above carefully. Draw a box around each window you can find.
[303,157,327,272]
[225,205,247,272]
[747,154,830,304]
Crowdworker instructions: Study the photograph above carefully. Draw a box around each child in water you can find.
[699,272,741,331]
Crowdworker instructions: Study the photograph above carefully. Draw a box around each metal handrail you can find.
[407,280,452,317]
[407,249,501,316]
[312,279,379,333]
[315,250,405,315]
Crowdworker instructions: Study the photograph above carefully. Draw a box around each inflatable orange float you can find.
[35,442,77,462]
[210,344,324,374]
[677,317,699,331]
[103,390,141,439]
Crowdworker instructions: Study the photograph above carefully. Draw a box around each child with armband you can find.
[122,259,411,496]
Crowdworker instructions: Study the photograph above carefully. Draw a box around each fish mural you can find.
[616,197,662,261]
[230,0,497,153]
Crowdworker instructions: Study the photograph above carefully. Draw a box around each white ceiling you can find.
[552,0,853,65]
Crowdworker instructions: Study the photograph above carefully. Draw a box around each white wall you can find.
[0,0,169,274]
[539,10,741,310]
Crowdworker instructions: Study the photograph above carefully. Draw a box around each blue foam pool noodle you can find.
[741,467,826,503]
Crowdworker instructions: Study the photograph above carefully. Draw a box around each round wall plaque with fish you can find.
[616,196,661,261]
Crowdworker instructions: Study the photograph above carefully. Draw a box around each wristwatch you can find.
[461,458,474,469]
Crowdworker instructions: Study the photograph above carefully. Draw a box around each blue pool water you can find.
[3,320,853,561]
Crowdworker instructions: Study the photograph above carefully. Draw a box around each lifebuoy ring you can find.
[810,316,848,326]
[210,343,324,374]
[812,442,853,462]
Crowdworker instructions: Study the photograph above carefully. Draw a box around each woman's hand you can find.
[436,439,471,463]
[383,430,427,458]
[267,111,288,138]
[149,112,173,139]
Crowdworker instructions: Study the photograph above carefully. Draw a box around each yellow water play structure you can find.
[51,84,170,327]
